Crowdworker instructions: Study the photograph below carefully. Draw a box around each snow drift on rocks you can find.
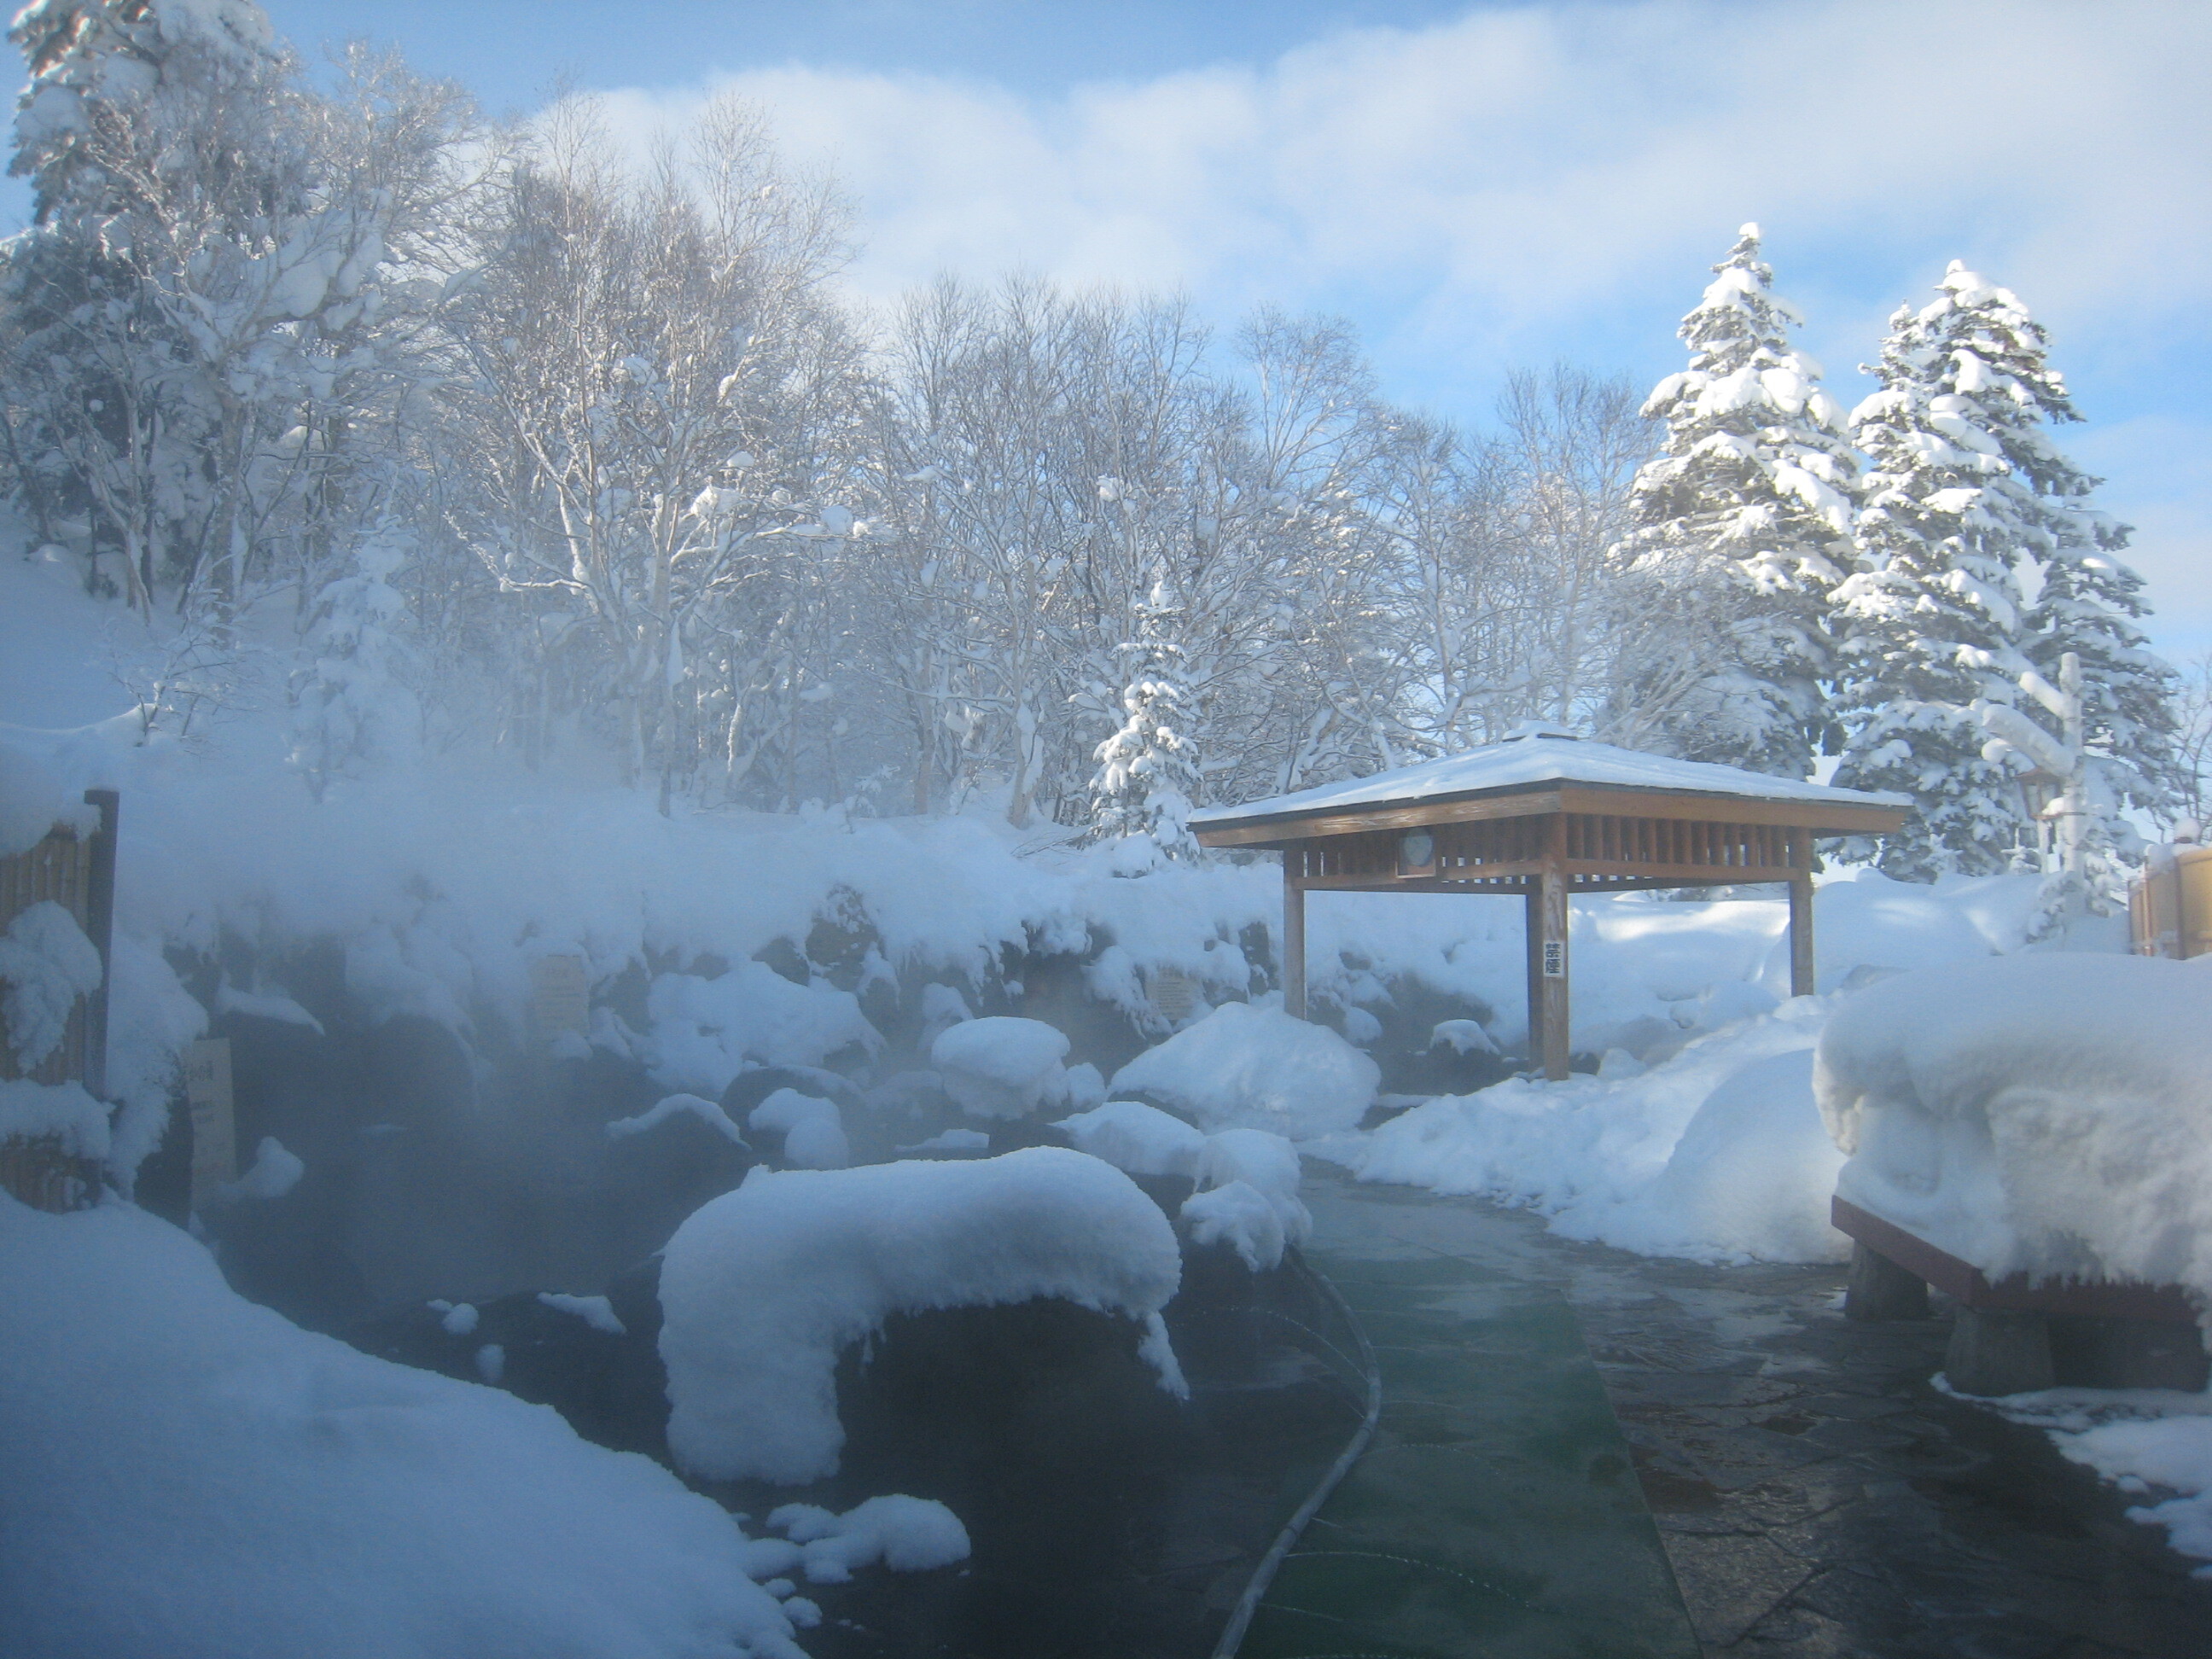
[658,1148,1185,1483]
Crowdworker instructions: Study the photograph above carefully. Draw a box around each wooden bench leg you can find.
[1845,1241,1929,1322]
[1946,1307,2055,1397]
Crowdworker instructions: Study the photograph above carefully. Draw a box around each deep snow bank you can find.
[0,1194,806,1659]
[658,1149,1185,1483]
[1352,998,1847,1265]
[1816,953,2212,1288]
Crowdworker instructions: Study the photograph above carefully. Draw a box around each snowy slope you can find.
[0,1193,812,1659]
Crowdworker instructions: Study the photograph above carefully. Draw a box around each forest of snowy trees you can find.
[0,0,2186,898]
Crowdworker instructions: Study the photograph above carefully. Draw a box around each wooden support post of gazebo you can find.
[1191,733,1906,1081]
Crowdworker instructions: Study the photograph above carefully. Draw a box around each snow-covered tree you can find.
[1089,579,1202,867]
[2018,410,2183,915]
[1833,262,2175,882]
[287,526,420,800]
[1605,224,1857,777]
[2,1,471,638]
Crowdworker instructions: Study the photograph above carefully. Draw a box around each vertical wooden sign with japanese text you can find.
[184,1037,235,1214]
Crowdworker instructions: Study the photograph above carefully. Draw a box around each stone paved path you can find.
[1300,1167,2212,1659]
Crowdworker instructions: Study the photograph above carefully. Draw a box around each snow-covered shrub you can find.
[657,1149,1185,1483]
[928,1016,1069,1119]
[1110,1001,1377,1140]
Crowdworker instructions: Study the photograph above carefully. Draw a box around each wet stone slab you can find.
[1300,1168,2212,1659]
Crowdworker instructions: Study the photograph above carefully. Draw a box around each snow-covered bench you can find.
[1816,954,2212,1395]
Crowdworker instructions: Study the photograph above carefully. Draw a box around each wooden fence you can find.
[0,789,118,1211]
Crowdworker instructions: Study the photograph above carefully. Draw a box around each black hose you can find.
[1208,1250,1384,1659]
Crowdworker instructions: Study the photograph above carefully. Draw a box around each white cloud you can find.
[589,0,2211,643]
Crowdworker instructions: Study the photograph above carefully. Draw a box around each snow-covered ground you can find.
[0,1190,969,1659]
[12,544,2209,1610]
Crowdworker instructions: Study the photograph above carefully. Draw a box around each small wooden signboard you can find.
[530,954,591,1037]
[183,1036,235,1213]
[1146,967,1197,1026]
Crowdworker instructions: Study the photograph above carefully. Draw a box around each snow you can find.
[0,899,103,1070]
[648,963,880,1097]
[657,1149,1184,1483]
[1055,1099,1208,1178]
[764,1496,971,1584]
[607,1091,752,1148]
[1110,1002,1377,1141]
[1181,1182,1284,1271]
[897,1128,990,1154]
[538,1291,626,1336]
[749,1088,851,1169]
[225,1135,304,1201]
[0,1078,109,1161]
[1964,1389,2212,1577]
[0,1193,812,1659]
[1353,998,1847,1265]
[0,735,99,857]
[1188,731,1906,830]
[1196,1126,1309,1245]
[1815,953,2212,1289]
[1431,1018,1497,1056]
[213,983,324,1032]
[928,1016,1070,1118]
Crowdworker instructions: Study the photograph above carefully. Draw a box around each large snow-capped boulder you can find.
[928,1016,1069,1119]
[1109,1002,1377,1141]
[1816,953,2212,1289]
[658,1149,1185,1484]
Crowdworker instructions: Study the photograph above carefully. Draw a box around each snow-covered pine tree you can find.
[2011,302,2184,917]
[1833,262,2178,883]
[287,527,420,800]
[1605,224,1858,777]
[1089,579,1202,870]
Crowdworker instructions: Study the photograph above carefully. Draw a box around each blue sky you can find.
[10,1,2208,658]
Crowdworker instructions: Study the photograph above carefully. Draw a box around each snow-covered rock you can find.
[657,1149,1185,1483]
[1110,1002,1377,1141]
[764,1495,970,1584]
[748,1088,851,1169]
[647,963,880,1097]
[1816,953,2212,1289]
[1181,1183,1285,1272]
[928,1016,1069,1119]
[225,1136,305,1201]
[1054,1100,1208,1179]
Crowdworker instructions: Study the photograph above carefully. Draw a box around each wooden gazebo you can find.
[1188,730,1907,1080]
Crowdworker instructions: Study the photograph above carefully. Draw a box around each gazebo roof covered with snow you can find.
[1188,728,1909,1080]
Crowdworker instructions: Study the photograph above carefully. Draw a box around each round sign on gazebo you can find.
[1187,727,1908,1080]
